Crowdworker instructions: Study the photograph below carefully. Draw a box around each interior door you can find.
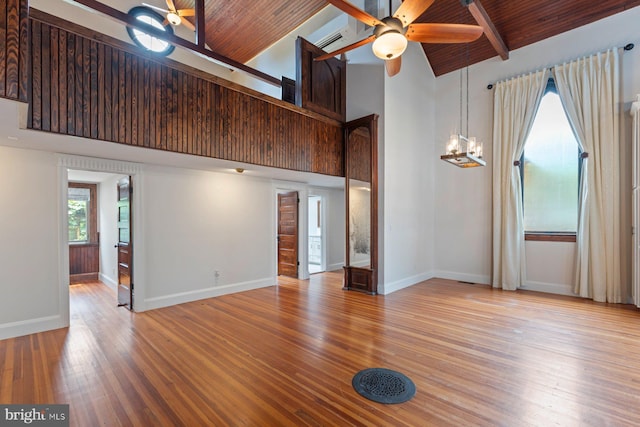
[278,191,299,278]
[116,176,133,309]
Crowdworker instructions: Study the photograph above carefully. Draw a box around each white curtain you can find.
[553,49,622,302]
[492,69,549,290]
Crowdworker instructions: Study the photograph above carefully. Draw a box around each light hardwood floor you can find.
[2,272,640,426]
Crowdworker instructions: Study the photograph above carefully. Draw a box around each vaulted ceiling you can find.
[165,0,639,77]
[171,0,328,63]
[416,0,640,76]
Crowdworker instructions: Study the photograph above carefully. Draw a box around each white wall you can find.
[347,63,385,121]
[308,195,321,237]
[433,66,492,284]
[324,188,346,272]
[98,175,123,288]
[0,146,64,339]
[345,42,438,294]
[0,139,346,338]
[346,62,385,286]
[142,165,276,308]
[4,4,639,341]
[381,42,437,294]
[309,187,345,272]
[433,6,640,294]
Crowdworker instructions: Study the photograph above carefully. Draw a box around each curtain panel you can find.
[491,69,549,290]
[553,49,622,302]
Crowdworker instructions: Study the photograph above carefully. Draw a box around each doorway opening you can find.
[68,181,99,284]
[59,155,143,329]
[66,169,131,309]
[308,195,324,274]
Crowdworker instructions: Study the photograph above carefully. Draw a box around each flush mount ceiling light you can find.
[235,168,245,174]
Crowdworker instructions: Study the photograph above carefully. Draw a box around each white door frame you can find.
[58,155,146,326]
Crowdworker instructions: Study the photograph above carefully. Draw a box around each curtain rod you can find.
[486,43,634,90]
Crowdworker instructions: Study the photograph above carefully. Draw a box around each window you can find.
[521,79,580,241]
[68,183,98,244]
[126,7,175,56]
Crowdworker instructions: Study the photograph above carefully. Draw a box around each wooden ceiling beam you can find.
[195,0,205,48]
[71,0,281,86]
[462,0,509,60]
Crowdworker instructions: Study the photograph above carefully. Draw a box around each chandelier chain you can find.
[459,60,463,135]
[466,42,470,137]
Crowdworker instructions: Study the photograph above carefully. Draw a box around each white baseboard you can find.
[99,273,117,291]
[433,270,491,285]
[380,271,435,295]
[520,280,576,296]
[0,314,67,340]
[143,277,275,311]
[433,271,576,297]
[377,269,574,298]
[326,262,344,272]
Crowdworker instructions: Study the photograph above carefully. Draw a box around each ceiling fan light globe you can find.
[167,12,181,26]
[372,31,407,60]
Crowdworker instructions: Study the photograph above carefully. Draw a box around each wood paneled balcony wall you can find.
[4,4,344,177]
[0,0,29,103]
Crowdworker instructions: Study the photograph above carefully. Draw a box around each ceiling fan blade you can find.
[393,0,436,27]
[142,3,170,13]
[165,0,177,13]
[314,35,376,61]
[162,18,170,26]
[385,56,401,77]
[406,23,483,43]
[180,17,196,31]
[177,9,195,17]
[325,0,384,27]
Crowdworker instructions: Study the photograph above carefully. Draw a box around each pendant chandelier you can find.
[441,44,485,168]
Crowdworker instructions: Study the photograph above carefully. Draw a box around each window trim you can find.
[68,183,98,245]
[524,232,576,243]
[520,77,581,242]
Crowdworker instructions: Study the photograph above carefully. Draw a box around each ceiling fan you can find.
[142,0,196,31]
[315,0,484,76]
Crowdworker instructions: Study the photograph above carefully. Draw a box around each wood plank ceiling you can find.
[172,0,328,63]
[416,0,640,76]
[167,0,640,77]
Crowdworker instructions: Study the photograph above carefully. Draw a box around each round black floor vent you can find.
[352,368,416,404]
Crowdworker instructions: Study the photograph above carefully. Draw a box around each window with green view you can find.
[522,82,579,234]
[68,187,90,243]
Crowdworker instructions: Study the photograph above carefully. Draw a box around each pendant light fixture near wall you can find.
[441,38,485,168]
